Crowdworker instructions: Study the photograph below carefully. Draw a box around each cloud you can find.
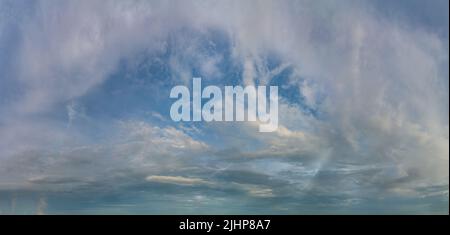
[0,120,209,193]
[28,176,84,184]
[146,175,211,186]
[0,0,447,214]
[36,196,47,215]
[231,183,275,198]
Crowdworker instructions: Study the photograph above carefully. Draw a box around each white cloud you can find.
[0,0,447,213]
[146,175,211,186]
[0,120,209,192]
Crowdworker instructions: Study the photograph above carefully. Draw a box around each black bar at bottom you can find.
[1,215,448,233]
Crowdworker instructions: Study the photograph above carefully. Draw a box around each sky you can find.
[0,0,448,214]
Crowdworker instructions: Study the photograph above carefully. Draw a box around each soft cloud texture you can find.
[0,0,448,214]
